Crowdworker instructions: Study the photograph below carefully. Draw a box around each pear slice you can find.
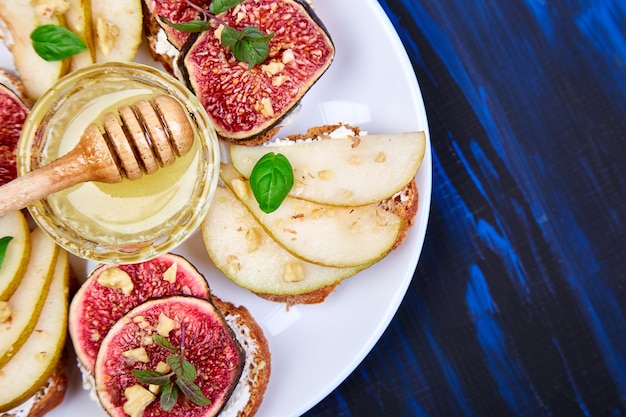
[202,186,368,296]
[0,228,58,367]
[0,249,68,412]
[0,0,70,100]
[230,131,426,206]
[64,0,96,70]
[92,0,142,63]
[0,211,30,301]
[221,163,403,268]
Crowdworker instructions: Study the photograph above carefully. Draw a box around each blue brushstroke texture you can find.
[381,0,626,409]
[552,337,592,417]
[466,265,537,416]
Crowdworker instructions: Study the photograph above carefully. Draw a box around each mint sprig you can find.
[30,25,87,61]
[249,152,294,213]
[160,0,274,69]
[131,329,211,411]
[0,236,12,269]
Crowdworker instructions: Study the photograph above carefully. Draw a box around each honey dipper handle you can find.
[0,127,122,217]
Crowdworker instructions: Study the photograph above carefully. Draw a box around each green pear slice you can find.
[230,131,426,206]
[0,228,58,367]
[0,249,68,411]
[0,0,70,100]
[65,0,96,70]
[221,164,403,268]
[0,211,30,301]
[202,186,368,295]
[92,0,142,63]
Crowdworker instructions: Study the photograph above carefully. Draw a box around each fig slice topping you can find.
[69,254,211,374]
[94,295,245,417]
[0,81,29,186]
[180,0,335,142]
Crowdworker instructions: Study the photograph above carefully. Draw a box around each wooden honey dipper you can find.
[0,95,194,217]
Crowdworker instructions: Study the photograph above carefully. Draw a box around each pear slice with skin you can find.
[221,163,404,268]
[0,228,58,368]
[202,186,369,296]
[65,0,96,70]
[0,0,70,100]
[92,0,142,63]
[0,211,30,301]
[230,131,426,206]
[0,249,69,412]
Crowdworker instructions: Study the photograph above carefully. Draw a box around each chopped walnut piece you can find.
[282,48,295,64]
[122,347,149,363]
[97,268,134,295]
[246,227,263,253]
[33,0,69,18]
[0,302,11,323]
[156,313,176,337]
[375,151,387,163]
[226,255,242,275]
[96,17,120,56]
[261,61,285,75]
[231,178,249,199]
[163,262,177,283]
[283,262,305,282]
[123,385,156,417]
[317,169,334,180]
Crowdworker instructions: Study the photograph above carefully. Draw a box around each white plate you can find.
[0,0,431,416]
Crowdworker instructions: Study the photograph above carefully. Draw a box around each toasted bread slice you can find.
[76,294,270,417]
[0,353,68,417]
[207,124,421,305]
[254,178,418,305]
[212,295,271,417]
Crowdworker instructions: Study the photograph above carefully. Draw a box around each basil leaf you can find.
[159,16,211,33]
[160,382,178,411]
[249,153,294,213]
[209,0,246,15]
[231,27,273,69]
[232,38,269,69]
[153,334,178,353]
[174,378,211,406]
[241,26,273,40]
[0,236,12,269]
[131,369,172,385]
[220,26,244,48]
[31,25,87,61]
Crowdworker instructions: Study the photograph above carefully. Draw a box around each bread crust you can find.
[0,352,68,417]
[247,123,420,306]
[211,296,271,417]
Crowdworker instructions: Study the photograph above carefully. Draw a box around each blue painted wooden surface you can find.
[304,0,626,416]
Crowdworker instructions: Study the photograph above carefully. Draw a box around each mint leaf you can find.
[31,25,87,61]
[210,0,246,14]
[153,334,178,353]
[160,382,178,411]
[159,16,211,33]
[131,369,172,386]
[166,354,197,382]
[0,236,12,269]
[249,153,294,213]
[175,378,211,406]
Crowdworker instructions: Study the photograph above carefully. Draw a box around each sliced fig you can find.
[0,78,29,186]
[94,295,244,417]
[142,0,211,53]
[180,0,335,143]
[69,254,210,374]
